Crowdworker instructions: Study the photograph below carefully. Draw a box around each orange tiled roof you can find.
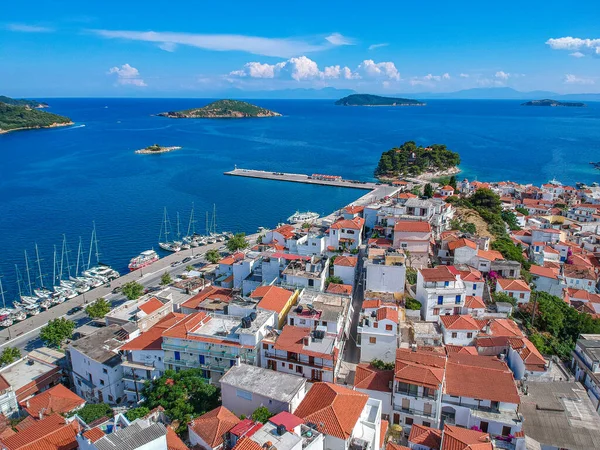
[354,364,393,392]
[188,406,240,448]
[409,424,442,449]
[486,318,524,337]
[20,384,84,418]
[273,225,296,240]
[166,427,189,450]
[252,286,294,314]
[232,437,263,450]
[272,326,336,360]
[218,252,245,265]
[497,278,530,292]
[181,286,233,310]
[0,413,78,450]
[376,306,399,323]
[394,348,446,388]
[420,266,457,282]
[464,296,485,309]
[82,428,105,443]
[138,297,164,315]
[387,444,411,450]
[294,383,368,440]
[442,425,492,450]
[476,249,504,261]
[393,220,432,233]
[439,315,482,331]
[330,217,365,230]
[445,345,479,355]
[507,337,546,371]
[448,238,477,251]
[344,205,365,214]
[120,312,186,351]
[334,256,358,267]
[326,283,352,295]
[362,299,382,309]
[459,267,484,283]
[529,265,559,280]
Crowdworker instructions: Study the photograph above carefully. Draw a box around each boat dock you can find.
[224,168,381,190]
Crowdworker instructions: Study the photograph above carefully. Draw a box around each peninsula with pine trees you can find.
[335,94,425,106]
[158,99,281,119]
[0,96,73,134]
[375,141,460,179]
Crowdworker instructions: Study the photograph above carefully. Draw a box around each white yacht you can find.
[287,211,319,224]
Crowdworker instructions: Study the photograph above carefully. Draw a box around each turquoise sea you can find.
[0,98,599,301]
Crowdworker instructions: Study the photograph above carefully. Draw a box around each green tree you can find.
[125,406,150,422]
[491,291,517,306]
[515,206,529,216]
[142,369,220,433]
[160,272,173,286]
[226,233,249,252]
[423,183,434,198]
[325,276,343,287]
[251,406,274,423]
[491,238,530,269]
[469,188,501,213]
[0,347,21,366]
[186,265,195,272]
[406,267,417,285]
[371,359,395,370]
[85,298,111,319]
[449,175,457,189]
[122,281,144,300]
[405,297,422,310]
[71,403,112,423]
[205,249,221,264]
[501,210,520,231]
[40,318,75,348]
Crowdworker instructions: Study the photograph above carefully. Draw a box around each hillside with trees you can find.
[375,141,460,177]
[0,95,48,108]
[158,100,281,118]
[0,102,72,133]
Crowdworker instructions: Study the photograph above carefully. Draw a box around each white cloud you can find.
[563,74,594,85]
[546,37,600,57]
[357,60,400,81]
[90,29,352,58]
[230,61,280,78]
[442,73,451,80]
[495,71,510,80]
[158,42,177,52]
[323,65,360,80]
[368,43,389,50]
[108,63,147,87]
[569,51,585,58]
[424,73,441,81]
[459,73,470,78]
[5,23,53,33]
[230,57,363,81]
[284,56,322,81]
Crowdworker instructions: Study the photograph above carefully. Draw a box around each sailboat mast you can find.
[94,222,100,265]
[75,238,82,277]
[35,243,45,289]
[187,204,194,237]
[24,250,33,296]
[87,223,95,270]
[176,212,181,240]
[64,236,72,278]
[213,204,217,234]
[15,265,23,298]
[0,277,6,309]
[53,245,57,286]
[205,211,209,236]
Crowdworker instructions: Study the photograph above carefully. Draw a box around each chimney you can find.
[411,344,417,352]
[235,356,241,367]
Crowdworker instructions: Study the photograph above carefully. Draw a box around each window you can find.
[451,332,457,339]
[262,343,269,349]
[455,295,461,304]
[423,421,431,428]
[77,380,81,386]
[509,292,514,297]
[467,332,473,338]
[236,389,253,401]
[405,417,413,425]
[102,368,108,374]
[308,279,314,287]
[433,308,440,316]
[108,395,113,402]
[369,337,377,344]
[519,293,525,299]
[289,364,293,369]
[299,319,306,325]
[437,296,443,305]
[296,365,303,374]
[385,324,393,331]
[322,321,327,326]
[281,362,285,367]
[100,379,105,386]
[373,322,378,328]
[472,284,477,290]
[502,426,511,436]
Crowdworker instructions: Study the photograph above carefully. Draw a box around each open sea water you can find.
[0,98,599,301]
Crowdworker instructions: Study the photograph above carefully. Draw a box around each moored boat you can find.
[128,249,159,271]
[287,210,320,224]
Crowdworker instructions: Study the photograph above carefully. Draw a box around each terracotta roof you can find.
[380,421,388,449]
[344,205,365,214]
[507,337,546,371]
[459,267,484,283]
[376,306,399,323]
[445,345,479,355]
[362,299,382,309]
[486,318,523,337]
[386,444,410,450]
[294,383,368,440]
[330,217,365,230]
[393,220,432,233]
[564,265,596,280]
[529,265,559,280]
[232,437,263,450]
[334,256,358,267]
[120,312,186,351]
[420,266,457,282]
[272,225,297,240]
[444,354,520,404]
[441,185,454,191]
[188,406,240,448]
[82,428,105,443]
[269,412,303,432]
[272,326,336,361]
[218,252,245,265]
[367,238,393,247]
[476,249,504,261]
[408,424,442,449]
[138,297,164,315]
[20,384,84,418]
[464,296,485,309]
[439,315,482,331]
[326,283,352,295]
[181,286,233,310]
[166,426,189,450]
[496,278,530,292]
[251,286,294,314]
[442,425,492,450]
[394,348,446,388]
[0,375,9,392]
[0,413,78,450]
[354,364,393,392]
[448,238,477,251]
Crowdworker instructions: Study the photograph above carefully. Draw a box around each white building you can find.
[439,315,482,346]
[357,305,399,363]
[188,406,241,450]
[104,294,173,333]
[364,248,406,296]
[78,418,169,450]
[495,278,531,304]
[327,217,365,251]
[572,334,600,413]
[282,256,329,292]
[392,220,432,257]
[333,255,357,287]
[68,324,127,405]
[353,363,394,418]
[0,374,18,417]
[220,363,306,417]
[416,266,466,322]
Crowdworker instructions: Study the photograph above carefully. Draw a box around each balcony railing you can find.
[395,388,438,400]
[393,404,437,418]
[264,351,330,369]
[164,357,232,372]
[163,343,241,359]
[443,399,501,414]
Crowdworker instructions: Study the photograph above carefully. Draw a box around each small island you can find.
[0,98,72,134]
[335,94,425,107]
[158,99,281,119]
[375,141,460,179]
[135,144,182,154]
[522,99,586,107]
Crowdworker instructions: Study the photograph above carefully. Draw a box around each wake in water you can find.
[63,124,86,130]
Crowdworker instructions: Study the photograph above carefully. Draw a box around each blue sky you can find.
[1,1,600,97]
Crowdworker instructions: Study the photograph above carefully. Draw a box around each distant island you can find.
[0,97,72,134]
[135,144,182,154]
[158,99,281,119]
[0,95,48,108]
[335,94,425,107]
[522,99,586,107]
[375,141,461,179]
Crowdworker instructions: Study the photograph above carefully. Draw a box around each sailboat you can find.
[0,278,14,327]
[33,244,53,299]
[183,203,204,247]
[82,222,119,281]
[158,207,181,252]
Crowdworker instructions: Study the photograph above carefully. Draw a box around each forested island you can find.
[522,99,586,107]
[0,95,48,108]
[335,94,425,106]
[135,144,182,154]
[375,141,461,178]
[158,100,281,119]
[0,98,72,134]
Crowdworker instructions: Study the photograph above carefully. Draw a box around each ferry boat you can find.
[128,250,159,271]
[287,211,320,224]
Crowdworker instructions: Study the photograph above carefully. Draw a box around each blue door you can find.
[199,355,205,364]
[174,351,180,361]
[230,359,236,367]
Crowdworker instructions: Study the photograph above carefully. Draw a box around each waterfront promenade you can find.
[224,168,381,190]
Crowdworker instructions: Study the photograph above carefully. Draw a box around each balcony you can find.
[163,343,242,359]
[164,357,233,372]
[395,386,438,401]
[393,405,437,419]
[264,351,330,369]
[443,399,501,414]
[492,435,516,450]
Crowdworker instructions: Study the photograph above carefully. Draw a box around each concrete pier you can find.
[224,168,381,190]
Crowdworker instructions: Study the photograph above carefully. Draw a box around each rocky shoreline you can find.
[135,146,182,154]
[0,121,74,135]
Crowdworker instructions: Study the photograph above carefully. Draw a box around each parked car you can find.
[112,286,122,294]
[171,261,181,267]
[182,257,192,264]
[67,306,83,316]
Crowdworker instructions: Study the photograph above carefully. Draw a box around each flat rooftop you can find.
[296,291,350,322]
[105,295,168,323]
[282,260,325,279]
[191,310,273,338]
[219,364,305,402]
[577,337,600,361]
[0,357,56,391]
[69,324,126,367]
[520,381,600,450]
[251,421,302,450]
